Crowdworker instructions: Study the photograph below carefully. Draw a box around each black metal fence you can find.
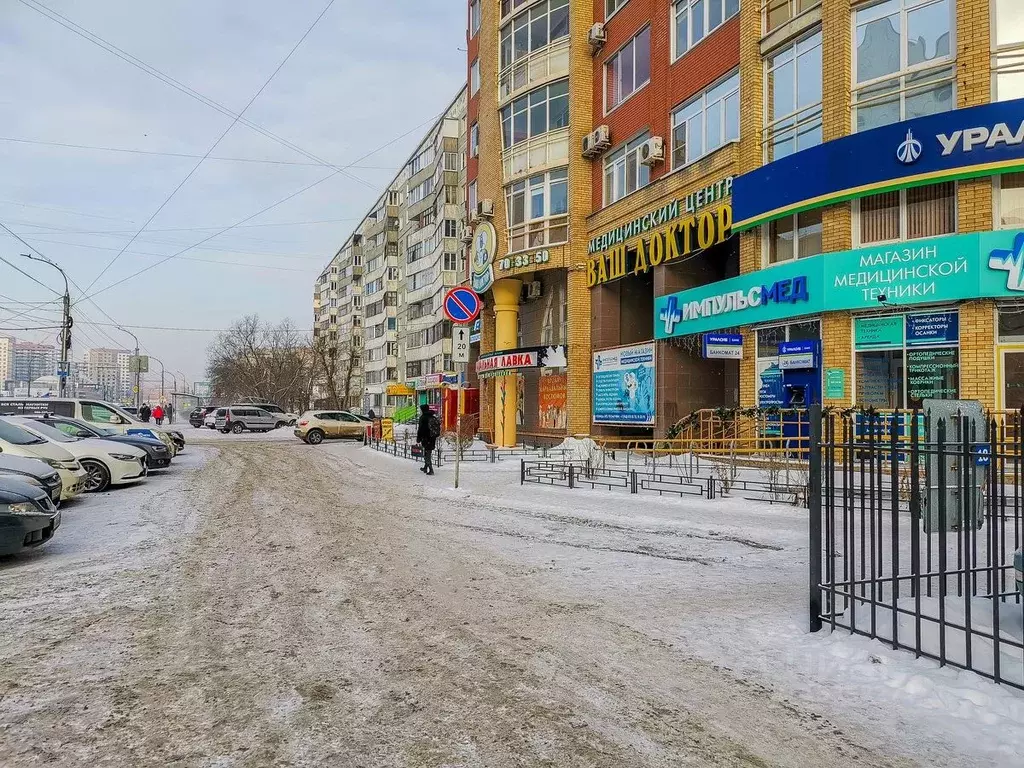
[809,406,1024,690]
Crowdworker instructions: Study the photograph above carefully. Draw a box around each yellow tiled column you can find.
[491,277,521,446]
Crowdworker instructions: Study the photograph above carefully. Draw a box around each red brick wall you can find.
[589,1,740,210]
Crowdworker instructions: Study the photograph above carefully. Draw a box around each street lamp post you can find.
[116,326,141,409]
[19,254,71,397]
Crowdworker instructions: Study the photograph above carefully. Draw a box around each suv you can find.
[189,405,218,428]
[230,402,295,427]
[293,411,366,444]
[216,407,278,434]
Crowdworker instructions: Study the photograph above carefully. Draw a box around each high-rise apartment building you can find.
[82,347,131,401]
[12,341,57,386]
[313,88,468,412]
[0,335,12,389]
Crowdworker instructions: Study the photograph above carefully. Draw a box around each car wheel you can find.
[306,429,324,445]
[275,421,286,429]
[81,459,111,493]
[231,422,245,434]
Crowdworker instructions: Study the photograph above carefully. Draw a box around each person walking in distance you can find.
[139,403,151,423]
[165,403,173,424]
[416,403,440,476]
[152,403,164,425]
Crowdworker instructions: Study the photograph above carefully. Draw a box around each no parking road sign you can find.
[443,286,481,325]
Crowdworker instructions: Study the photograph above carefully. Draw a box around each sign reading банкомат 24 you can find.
[733,98,1024,231]
[654,229,1024,339]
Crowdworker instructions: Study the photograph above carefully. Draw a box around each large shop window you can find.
[764,30,822,162]
[994,0,1024,101]
[605,26,651,111]
[998,307,1024,410]
[764,0,821,34]
[857,181,956,244]
[997,172,1024,229]
[852,0,954,132]
[506,168,569,251]
[499,0,570,71]
[603,133,651,205]
[766,209,822,264]
[671,70,739,169]
[855,311,959,409]
[673,0,739,61]
[756,321,821,406]
[500,80,569,148]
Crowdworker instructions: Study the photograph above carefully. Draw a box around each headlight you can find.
[109,453,138,461]
[41,458,62,469]
[61,460,81,471]
[6,502,40,516]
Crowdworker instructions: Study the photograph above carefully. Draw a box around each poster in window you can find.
[756,360,784,406]
[907,347,959,401]
[538,374,567,430]
[592,343,656,425]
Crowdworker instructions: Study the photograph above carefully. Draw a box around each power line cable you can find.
[0,251,61,296]
[79,0,341,295]
[3,215,361,236]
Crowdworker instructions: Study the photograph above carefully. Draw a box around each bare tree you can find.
[206,316,315,411]
[310,334,360,409]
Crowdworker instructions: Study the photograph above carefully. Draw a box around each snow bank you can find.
[555,436,603,463]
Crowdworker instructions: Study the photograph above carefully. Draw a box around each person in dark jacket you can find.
[139,403,151,423]
[416,403,437,475]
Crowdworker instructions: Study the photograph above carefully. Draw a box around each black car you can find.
[32,416,174,469]
[0,454,63,506]
[189,405,217,428]
[0,476,60,556]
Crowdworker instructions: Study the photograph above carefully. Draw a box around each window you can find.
[501,0,532,16]
[366,256,381,273]
[406,361,423,378]
[365,277,384,296]
[443,252,464,271]
[444,219,458,238]
[470,0,481,35]
[994,0,1024,101]
[506,167,569,250]
[857,181,956,244]
[853,0,954,132]
[387,266,400,280]
[470,122,479,157]
[471,58,480,95]
[410,146,434,175]
[408,268,436,291]
[500,80,569,148]
[603,134,651,205]
[765,30,822,162]
[766,210,822,264]
[606,0,629,17]
[764,0,820,34]
[409,177,434,205]
[407,242,424,264]
[671,70,739,168]
[500,0,570,70]
[444,152,460,171]
[998,172,1024,229]
[755,321,821,406]
[468,181,478,215]
[605,26,650,111]
[673,0,739,60]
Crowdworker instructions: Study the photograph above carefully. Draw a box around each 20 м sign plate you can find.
[443,287,481,325]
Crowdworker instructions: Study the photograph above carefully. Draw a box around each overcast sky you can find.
[0,0,466,388]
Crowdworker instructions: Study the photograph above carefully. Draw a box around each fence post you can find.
[490,446,496,463]
[520,459,525,485]
[808,403,823,633]
[568,464,575,489]
[630,470,637,494]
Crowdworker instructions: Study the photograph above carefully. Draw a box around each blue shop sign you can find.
[778,340,820,370]
[702,333,743,359]
[733,98,1024,231]
[906,311,959,346]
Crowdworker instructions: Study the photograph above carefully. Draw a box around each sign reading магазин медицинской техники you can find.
[654,229,1024,339]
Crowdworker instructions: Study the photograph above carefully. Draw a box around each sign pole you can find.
[455,362,463,489]
[442,286,480,491]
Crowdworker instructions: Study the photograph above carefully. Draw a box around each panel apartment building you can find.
[465,0,1024,445]
[313,88,468,413]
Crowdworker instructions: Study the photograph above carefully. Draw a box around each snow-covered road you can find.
[0,433,1021,766]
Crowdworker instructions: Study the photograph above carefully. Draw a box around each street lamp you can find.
[115,325,141,409]
[19,253,71,397]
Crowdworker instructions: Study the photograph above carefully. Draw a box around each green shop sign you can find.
[655,229,1024,338]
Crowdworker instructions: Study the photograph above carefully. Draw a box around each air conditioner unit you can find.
[588,23,606,53]
[640,136,665,166]
[526,280,543,300]
[582,125,611,159]
[477,199,494,218]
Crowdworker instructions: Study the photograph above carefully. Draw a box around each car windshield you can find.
[23,420,79,443]
[0,418,47,445]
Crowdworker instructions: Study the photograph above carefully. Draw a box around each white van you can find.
[0,417,87,501]
[0,398,180,457]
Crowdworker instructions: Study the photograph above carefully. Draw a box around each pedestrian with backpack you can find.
[416,403,440,476]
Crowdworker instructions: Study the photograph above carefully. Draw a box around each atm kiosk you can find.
[777,340,821,452]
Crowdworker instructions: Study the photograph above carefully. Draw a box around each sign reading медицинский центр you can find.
[586,177,733,288]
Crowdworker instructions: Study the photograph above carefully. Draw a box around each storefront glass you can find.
[755,320,820,406]
[854,310,959,409]
[997,306,1024,410]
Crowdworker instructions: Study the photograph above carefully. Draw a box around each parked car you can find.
[189,406,218,428]
[231,401,297,426]
[294,411,366,444]
[0,454,63,506]
[0,476,60,557]
[215,407,279,434]
[0,418,86,501]
[6,417,148,493]
[204,409,220,429]
[30,416,172,469]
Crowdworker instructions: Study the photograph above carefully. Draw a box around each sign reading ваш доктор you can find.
[655,229,1024,339]
[586,177,733,288]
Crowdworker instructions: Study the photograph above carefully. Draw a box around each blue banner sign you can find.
[592,343,656,425]
[733,98,1024,231]
[906,311,959,346]
[778,340,820,370]
[702,333,743,359]
[655,229,1024,338]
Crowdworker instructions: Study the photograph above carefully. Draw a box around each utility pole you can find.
[19,254,71,396]
[117,326,141,409]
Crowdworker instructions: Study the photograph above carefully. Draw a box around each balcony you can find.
[502,128,569,182]
[499,37,570,105]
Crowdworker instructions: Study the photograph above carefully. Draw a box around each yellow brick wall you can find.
[821,312,852,407]
[960,301,996,409]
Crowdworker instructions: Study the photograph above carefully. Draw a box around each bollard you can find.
[568,464,575,489]
[520,458,525,485]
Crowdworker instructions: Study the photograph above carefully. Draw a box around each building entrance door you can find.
[999,348,1024,410]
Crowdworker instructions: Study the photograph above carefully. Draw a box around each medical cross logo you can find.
[989,232,1024,292]
[896,129,923,165]
[659,295,682,336]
